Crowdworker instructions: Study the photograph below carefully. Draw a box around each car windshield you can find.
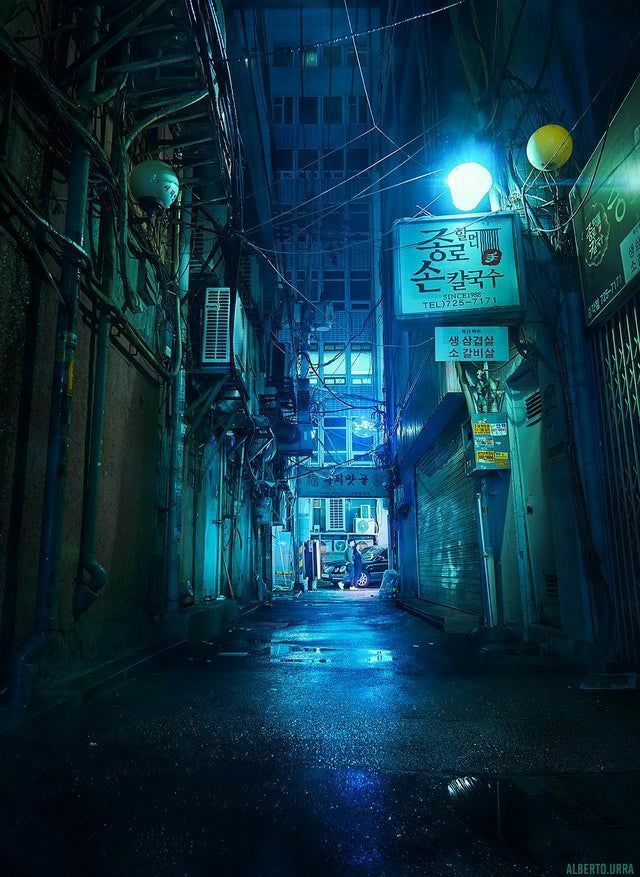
[360,547,383,562]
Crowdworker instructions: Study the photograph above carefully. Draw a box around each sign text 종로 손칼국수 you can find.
[394,212,522,319]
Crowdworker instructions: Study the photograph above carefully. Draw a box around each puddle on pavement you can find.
[367,649,394,663]
[267,644,336,662]
[446,773,639,868]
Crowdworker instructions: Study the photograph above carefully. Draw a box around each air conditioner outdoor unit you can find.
[354,517,376,535]
[333,538,348,554]
[201,287,248,376]
[326,498,345,532]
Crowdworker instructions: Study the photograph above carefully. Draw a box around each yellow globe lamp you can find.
[526,124,573,171]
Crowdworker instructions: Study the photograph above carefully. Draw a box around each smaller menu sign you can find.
[434,326,509,361]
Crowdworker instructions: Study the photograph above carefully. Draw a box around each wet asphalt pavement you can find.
[0,590,639,876]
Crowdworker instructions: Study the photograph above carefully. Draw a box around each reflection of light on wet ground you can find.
[367,649,393,663]
[263,644,395,665]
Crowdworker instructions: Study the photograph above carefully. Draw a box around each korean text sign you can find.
[470,414,511,471]
[297,467,388,498]
[570,75,640,326]
[434,326,509,362]
[394,212,522,319]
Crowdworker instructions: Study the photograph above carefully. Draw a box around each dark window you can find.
[298,149,319,176]
[324,417,348,460]
[350,271,371,307]
[348,202,369,233]
[322,270,345,308]
[323,96,343,124]
[351,432,374,462]
[273,149,294,172]
[322,45,342,67]
[348,95,369,125]
[346,148,369,173]
[273,46,294,67]
[273,96,294,124]
[323,148,344,174]
[299,96,319,124]
[345,39,368,67]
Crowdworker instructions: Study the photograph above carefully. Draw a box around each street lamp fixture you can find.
[446,162,493,212]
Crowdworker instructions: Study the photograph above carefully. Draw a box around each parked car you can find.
[323,547,388,589]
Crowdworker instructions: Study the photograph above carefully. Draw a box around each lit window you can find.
[350,343,372,384]
[322,343,346,385]
[302,48,318,67]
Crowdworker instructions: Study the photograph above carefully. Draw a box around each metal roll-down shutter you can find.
[415,415,482,614]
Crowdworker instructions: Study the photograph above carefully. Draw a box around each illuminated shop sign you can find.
[297,467,388,498]
[393,212,523,320]
[434,326,510,362]
[570,75,640,327]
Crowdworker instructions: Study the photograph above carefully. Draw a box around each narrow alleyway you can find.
[1,595,638,876]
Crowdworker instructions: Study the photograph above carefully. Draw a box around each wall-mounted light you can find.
[446,162,493,212]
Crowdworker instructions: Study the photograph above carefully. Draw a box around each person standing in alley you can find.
[352,540,364,588]
[339,538,356,589]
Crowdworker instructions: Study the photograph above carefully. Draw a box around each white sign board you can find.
[394,212,522,319]
[434,326,509,362]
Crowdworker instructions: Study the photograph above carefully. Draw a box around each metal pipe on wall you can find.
[165,176,192,611]
[11,5,101,706]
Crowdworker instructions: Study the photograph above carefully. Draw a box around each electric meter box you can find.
[463,413,511,474]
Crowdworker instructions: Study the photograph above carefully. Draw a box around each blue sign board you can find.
[393,212,523,320]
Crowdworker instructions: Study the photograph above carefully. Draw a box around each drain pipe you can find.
[73,112,126,616]
[11,5,100,706]
[165,176,192,611]
[73,305,109,617]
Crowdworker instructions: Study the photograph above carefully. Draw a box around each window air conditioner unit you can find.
[201,287,249,376]
[354,517,376,536]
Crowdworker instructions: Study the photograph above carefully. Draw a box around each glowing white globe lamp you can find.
[446,162,493,212]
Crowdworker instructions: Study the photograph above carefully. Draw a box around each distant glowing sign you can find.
[434,326,509,362]
[393,212,522,320]
[297,467,387,498]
